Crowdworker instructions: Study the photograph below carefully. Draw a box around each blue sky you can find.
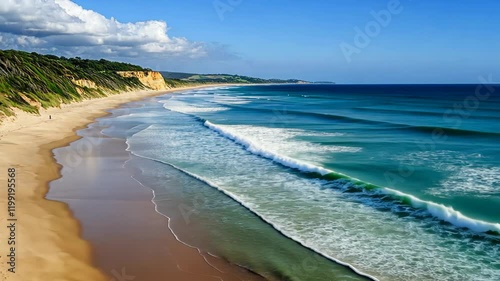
[2,0,499,83]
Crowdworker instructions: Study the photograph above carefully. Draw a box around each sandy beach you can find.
[0,85,262,281]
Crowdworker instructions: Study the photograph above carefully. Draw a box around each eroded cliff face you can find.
[117,71,169,90]
[72,79,97,89]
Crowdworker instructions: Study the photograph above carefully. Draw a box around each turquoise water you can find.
[101,84,500,280]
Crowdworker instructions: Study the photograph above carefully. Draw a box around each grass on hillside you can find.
[0,50,147,116]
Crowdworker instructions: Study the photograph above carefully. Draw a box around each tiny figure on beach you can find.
[49,115,51,119]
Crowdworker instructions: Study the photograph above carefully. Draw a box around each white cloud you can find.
[0,0,207,59]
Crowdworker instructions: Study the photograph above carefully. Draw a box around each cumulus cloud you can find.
[0,0,207,59]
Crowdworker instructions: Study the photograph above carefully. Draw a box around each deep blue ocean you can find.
[101,84,500,281]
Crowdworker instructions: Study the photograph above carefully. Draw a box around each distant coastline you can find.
[0,50,309,120]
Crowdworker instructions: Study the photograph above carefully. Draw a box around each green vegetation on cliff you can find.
[0,50,147,116]
[161,71,308,84]
[0,50,309,117]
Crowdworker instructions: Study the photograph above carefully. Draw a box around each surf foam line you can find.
[124,148,380,281]
[204,120,500,235]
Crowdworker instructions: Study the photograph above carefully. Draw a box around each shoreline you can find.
[0,85,241,280]
[48,124,266,280]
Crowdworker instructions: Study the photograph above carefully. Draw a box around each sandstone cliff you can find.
[0,50,151,115]
[117,71,169,90]
[71,79,97,89]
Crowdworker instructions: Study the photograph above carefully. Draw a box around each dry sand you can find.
[0,85,258,281]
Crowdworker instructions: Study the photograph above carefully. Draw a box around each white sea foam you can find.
[124,118,500,281]
[434,165,500,196]
[205,121,332,175]
[204,120,500,234]
[113,92,500,281]
[394,150,500,196]
[115,112,159,118]
[125,147,380,281]
[162,99,228,113]
[382,188,500,233]
[212,95,252,105]
[204,122,359,167]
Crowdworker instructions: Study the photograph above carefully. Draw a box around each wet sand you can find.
[48,123,265,280]
[0,86,260,281]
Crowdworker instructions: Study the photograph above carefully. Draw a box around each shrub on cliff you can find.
[0,50,146,116]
